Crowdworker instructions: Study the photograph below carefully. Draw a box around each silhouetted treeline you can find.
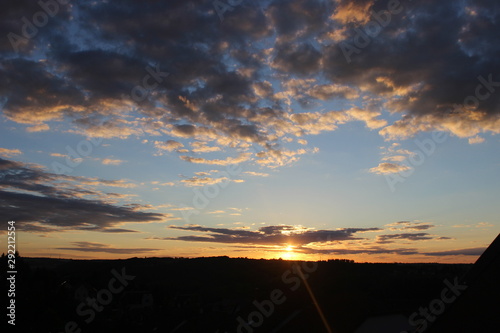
[1,255,472,333]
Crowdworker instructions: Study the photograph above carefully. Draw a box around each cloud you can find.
[423,247,486,257]
[49,152,83,164]
[180,153,251,166]
[386,221,435,231]
[100,228,139,233]
[157,224,382,246]
[1,0,499,168]
[0,157,168,232]
[297,246,419,256]
[180,176,238,187]
[153,222,467,258]
[191,141,221,153]
[376,233,434,244]
[382,155,407,162]
[0,148,22,158]
[101,158,125,165]
[56,241,158,254]
[346,107,387,129]
[453,222,494,228]
[331,0,374,24]
[369,162,411,174]
[468,136,485,144]
[26,124,50,132]
[154,140,184,152]
[208,210,225,214]
[243,171,270,177]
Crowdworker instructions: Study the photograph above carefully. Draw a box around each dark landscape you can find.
[1,254,479,333]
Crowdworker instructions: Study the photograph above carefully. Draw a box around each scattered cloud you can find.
[243,171,270,177]
[191,141,221,153]
[468,136,485,144]
[0,148,22,158]
[369,163,411,175]
[181,176,230,187]
[386,221,435,231]
[26,124,50,132]
[180,153,251,166]
[155,140,184,153]
[102,158,125,165]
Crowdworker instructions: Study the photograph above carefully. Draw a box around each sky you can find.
[0,0,499,263]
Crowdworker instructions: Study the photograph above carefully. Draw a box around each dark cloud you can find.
[423,247,487,257]
[272,42,322,76]
[0,158,167,232]
[298,246,419,256]
[376,233,434,244]
[56,241,158,254]
[0,0,72,54]
[158,224,381,246]
[1,0,498,165]
[386,221,435,231]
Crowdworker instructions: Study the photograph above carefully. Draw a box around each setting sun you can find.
[280,245,297,260]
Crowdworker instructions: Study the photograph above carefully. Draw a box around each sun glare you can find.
[281,245,296,260]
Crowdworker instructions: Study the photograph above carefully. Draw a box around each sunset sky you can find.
[1,0,499,263]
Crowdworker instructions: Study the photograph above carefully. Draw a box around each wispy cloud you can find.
[375,233,434,244]
[156,224,382,246]
[423,248,486,257]
[180,176,243,187]
[0,158,169,232]
[101,158,125,165]
[56,241,158,254]
[243,171,270,177]
[180,153,251,166]
[0,148,22,158]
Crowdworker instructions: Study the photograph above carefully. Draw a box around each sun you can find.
[281,245,297,260]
